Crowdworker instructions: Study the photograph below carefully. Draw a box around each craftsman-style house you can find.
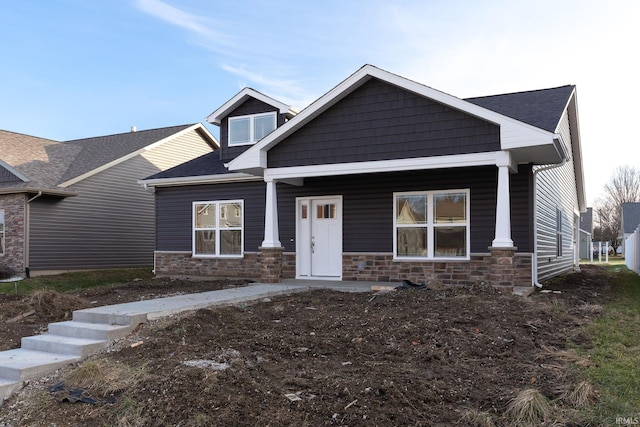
[141,65,586,289]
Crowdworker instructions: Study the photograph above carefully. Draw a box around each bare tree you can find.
[594,165,640,253]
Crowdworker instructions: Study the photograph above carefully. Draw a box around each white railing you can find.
[625,226,640,274]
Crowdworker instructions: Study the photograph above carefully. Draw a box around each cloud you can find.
[134,0,233,50]
[220,63,317,109]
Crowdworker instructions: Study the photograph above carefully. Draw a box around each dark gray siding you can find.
[219,98,287,162]
[156,166,533,254]
[268,78,501,168]
[156,181,267,252]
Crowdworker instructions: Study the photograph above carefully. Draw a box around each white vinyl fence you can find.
[625,226,640,274]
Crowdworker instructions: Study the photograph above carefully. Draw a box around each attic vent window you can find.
[228,112,276,146]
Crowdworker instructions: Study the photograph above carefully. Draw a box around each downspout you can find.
[531,136,569,288]
[24,191,43,278]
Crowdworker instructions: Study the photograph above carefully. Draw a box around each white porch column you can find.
[492,152,514,248]
[262,178,281,248]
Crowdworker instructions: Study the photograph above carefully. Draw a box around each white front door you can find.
[296,197,342,279]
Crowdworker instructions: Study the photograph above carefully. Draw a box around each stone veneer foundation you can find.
[0,194,26,275]
[155,250,531,290]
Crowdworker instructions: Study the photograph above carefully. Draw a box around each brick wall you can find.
[0,194,26,274]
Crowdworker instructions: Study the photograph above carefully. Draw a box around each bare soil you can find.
[0,266,612,426]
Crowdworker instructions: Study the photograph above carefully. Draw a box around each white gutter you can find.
[531,135,570,288]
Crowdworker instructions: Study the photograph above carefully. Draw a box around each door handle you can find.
[311,237,315,254]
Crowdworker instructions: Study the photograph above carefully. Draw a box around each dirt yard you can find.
[0,266,611,426]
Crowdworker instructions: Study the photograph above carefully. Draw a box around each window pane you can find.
[254,114,276,141]
[195,230,216,254]
[434,227,466,257]
[434,193,466,223]
[229,117,250,144]
[220,230,242,255]
[397,227,427,256]
[195,204,216,228]
[396,195,427,224]
[220,202,242,227]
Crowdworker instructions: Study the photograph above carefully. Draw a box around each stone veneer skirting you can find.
[343,252,531,288]
[0,194,26,274]
[154,251,297,281]
[155,250,531,289]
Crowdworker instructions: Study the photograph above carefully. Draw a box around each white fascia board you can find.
[0,159,30,182]
[59,124,215,188]
[229,64,560,173]
[264,151,504,181]
[138,173,262,187]
[206,88,296,125]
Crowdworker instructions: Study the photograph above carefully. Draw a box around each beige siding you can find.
[27,129,214,271]
[140,130,214,171]
[535,111,579,282]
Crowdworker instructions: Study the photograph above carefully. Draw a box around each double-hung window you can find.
[228,112,276,146]
[0,210,4,255]
[193,200,243,257]
[394,190,469,259]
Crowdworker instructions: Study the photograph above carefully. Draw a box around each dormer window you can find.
[228,112,277,146]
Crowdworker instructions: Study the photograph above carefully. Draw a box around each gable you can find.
[267,78,500,168]
[0,163,24,184]
[219,97,288,162]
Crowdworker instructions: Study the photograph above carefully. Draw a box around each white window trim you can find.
[192,200,244,258]
[393,189,470,261]
[228,112,277,147]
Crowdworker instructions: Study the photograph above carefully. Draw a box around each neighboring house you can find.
[579,207,593,259]
[0,124,217,276]
[621,202,640,257]
[141,65,586,289]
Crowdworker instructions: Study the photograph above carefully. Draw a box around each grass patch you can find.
[504,388,552,425]
[580,265,640,423]
[64,359,147,397]
[0,267,153,295]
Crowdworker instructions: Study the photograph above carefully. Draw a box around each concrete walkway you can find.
[0,281,378,404]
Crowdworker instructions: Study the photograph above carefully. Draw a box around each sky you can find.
[1,0,638,207]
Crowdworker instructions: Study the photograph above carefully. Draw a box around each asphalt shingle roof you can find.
[61,124,194,182]
[465,85,575,133]
[0,130,81,192]
[0,124,199,193]
[146,150,229,180]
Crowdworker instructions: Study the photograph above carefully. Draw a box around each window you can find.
[228,112,277,146]
[556,208,563,257]
[193,201,243,257]
[394,190,469,259]
[0,210,4,255]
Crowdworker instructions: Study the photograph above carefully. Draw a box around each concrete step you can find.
[48,321,133,341]
[21,334,107,358]
[0,349,79,381]
[0,378,22,403]
[72,309,147,326]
